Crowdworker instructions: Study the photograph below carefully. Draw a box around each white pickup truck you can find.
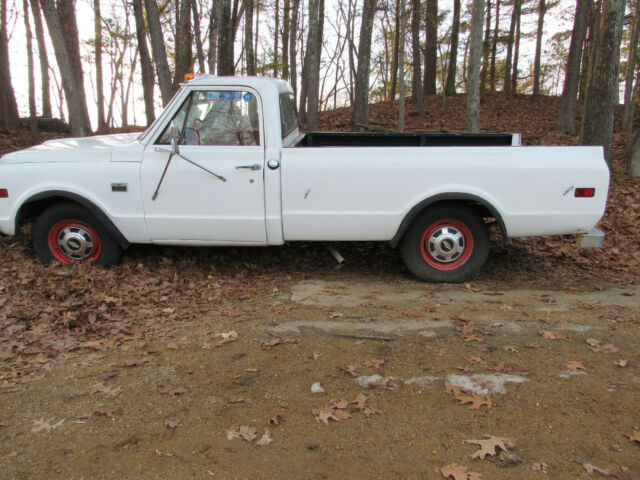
[0,76,609,282]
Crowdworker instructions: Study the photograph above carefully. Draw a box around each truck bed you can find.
[294,131,518,147]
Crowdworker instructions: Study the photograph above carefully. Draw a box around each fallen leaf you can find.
[227,397,246,404]
[362,407,384,417]
[498,451,522,467]
[343,365,358,377]
[89,383,121,396]
[504,345,518,353]
[580,461,613,477]
[326,399,349,409]
[441,463,482,480]
[419,330,437,339]
[493,361,513,373]
[455,393,493,410]
[213,331,238,347]
[586,338,620,353]
[255,429,273,446]
[466,435,516,459]
[445,384,464,397]
[532,462,549,474]
[165,420,182,429]
[625,429,640,444]
[312,406,352,424]
[351,392,368,410]
[565,361,587,371]
[31,418,64,433]
[615,360,629,368]
[402,310,423,318]
[154,448,174,457]
[268,414,284,426]
[362,358,385,369]
[329,312,344,318]
[159,385,188,396]
[238,425,258,442]
[94,409,116,419]
[539,330,568,340]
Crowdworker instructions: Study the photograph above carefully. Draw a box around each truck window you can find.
[157,90,261,146]
[280,93,297,138]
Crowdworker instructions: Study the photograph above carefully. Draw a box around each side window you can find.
[279,93,298,138]
[157,95,191,145]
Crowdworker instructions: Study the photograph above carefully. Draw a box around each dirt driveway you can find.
[0,238,639,479]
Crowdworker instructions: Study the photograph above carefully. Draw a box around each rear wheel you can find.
[33,203,123,266]
[400,205,489,283]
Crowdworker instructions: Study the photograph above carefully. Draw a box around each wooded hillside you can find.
[2,0,640,173]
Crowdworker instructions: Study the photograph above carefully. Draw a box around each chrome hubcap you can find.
[57,226,95,260]
[426,226,465,263]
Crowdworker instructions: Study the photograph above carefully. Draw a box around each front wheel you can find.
[400,205,490,283]
[33,203,123,266]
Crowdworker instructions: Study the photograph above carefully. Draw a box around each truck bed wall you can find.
[279,145,609,242]
[295,132,516,147]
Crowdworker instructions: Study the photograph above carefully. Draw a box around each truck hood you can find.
[0,132,142,164]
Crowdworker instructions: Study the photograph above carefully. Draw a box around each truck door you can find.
[141,88,266,244]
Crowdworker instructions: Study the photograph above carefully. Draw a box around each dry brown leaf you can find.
[351,392,367,410]
[440,463,482,480]
[402,310,423,318]
[213,331,238,347]
[326,399,349,409]
[329,312,344,318]
[466,435,516,459]
[363,407,384,417]
[615,359,629,367]
[586,338,620,353]
[154,448,174,457]
[362,358,385,369]
[268,414,284,426]
[532,462,549,473]
[89,383,121,396]
[419,330,437,339]
[227,397,245,404]
[31,418,64,433]
[165,420,182,429]
[539,329,568,340]
[504,345,519,353]
[580,461,613,477]
[456,393,493,410]
[159,385,188,396]
[493,361,513,373]
[565,361,587,371]
[625,429,640,444]
[311,406,352,424]
[238,425,258,442]
[445,384,464,397]
[94,409,116,419]
[255,429,273,446]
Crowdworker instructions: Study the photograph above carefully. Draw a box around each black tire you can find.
[33,203,123,266]
[399,205,489,283]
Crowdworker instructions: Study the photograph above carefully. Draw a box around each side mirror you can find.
[169,122,180,154]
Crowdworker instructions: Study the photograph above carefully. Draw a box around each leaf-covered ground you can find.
[0,95,639,478]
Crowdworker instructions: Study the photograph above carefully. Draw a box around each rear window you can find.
[280,93,298,138]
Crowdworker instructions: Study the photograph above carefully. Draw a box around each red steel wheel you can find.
[419,219,474,271]
[47,219,102,263]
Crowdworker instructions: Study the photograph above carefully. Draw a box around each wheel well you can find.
[16,192,130,250]
[390,195,507,248]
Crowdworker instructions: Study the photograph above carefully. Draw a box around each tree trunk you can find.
[411,0,423,114]
[480,0,491,92]
[532,0,547,96]
[173,0,193,89]
[580,0,625,164]
[274,0,279,76]
[582,0,601,102]
[503,0,518,93]
[282,0,290,79]
[132,0,156,125]
[192,0,206,72]
[445,0,460,95]
[555,0,589,134]
[24,0,39,140]
[424,0,438,95]
[622,0,639,131]
[289,0,299,97]
[244,0,255,75]
[29,0,51,117]
[628,132,640,176]
[40,0,91,135]
[398,0,406,131]
[390,0,400,100]
[217,0,234,75]
[94,0,105,130]
[352,0,377,126]
[145,0,173,105]
[511,0,521,93]
[302,0,322,128]
[489,0,499,92]
[0,0,19,131]
[208,0,219,73]
[467,0,485,132]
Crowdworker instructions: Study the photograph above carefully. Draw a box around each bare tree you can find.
[411,0,424,115]
[289,0,299,97]
[398,0,406,131]
[489,0,500,92]
[467,0,485,132]
[622,0,640,131]
[192,0,206,72]
[629,131,640,176]
[503,0,519,93]
[580,0,625,163]
[445,0,461,95]
[390,0,400,99]
[94,0,106,130]
[532,0,548,96]
[424,0,438,95]
[208,0,219,73]
[480,0,491,91]
[173,0,193,88]
[0,0,20,130]
[132,0,156,125]
[24,0,38,140]
[40,0,91,135]
[511,0,521,92]
[555,0,589,133]
[244,0,255,75]
[144,0,173,105]
[353,0,377,126]
[303,0,323,128]
[29,0,51,117]
[217,0,234,75]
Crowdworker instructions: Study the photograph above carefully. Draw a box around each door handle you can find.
[235,164,262,171]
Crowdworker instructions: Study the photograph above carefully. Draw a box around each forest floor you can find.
[0,94,639,479]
